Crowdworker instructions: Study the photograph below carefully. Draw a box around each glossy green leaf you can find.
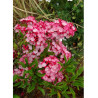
[18,62,26,68]
[27,83,35,93]
[36,72,45,77]
[49,88,57,96]
[64,55,67,63]
[76,67,83,77]
[69,67,83,82]
[72,77,84,88]
[38,86,45,95]
[58,62,63,66]
[13,81,22,87]
[13,75,18,82]
[69,87,75,98]
[13,43,18,50]
[34,58,38,69]
[30,58,38,69]
[25,58,28,66]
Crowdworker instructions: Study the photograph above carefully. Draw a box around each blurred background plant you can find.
[13,0,84,97]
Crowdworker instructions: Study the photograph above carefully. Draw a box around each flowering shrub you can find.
[13,16,83,97]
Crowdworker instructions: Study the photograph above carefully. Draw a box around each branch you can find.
[13,6,53,21]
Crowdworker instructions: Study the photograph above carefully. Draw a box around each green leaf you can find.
[72,77,84,88]
[76,67,83,77]
[56,81,65,86]
[64,55,67,63]
[37,67,44,71]
[38,86,45,95]
[24,69,33,76]
[40,42,50,60]
[20,31,24,37]
[66,66,73,72]
[32,76,37,82]
[64,57,74,66]
[62,90,70,98]
[30,61,35,67]
[43,43,50,54]
[18,81,24,88]
[72,16,76,19]
[18,41,23,46]
[49,88,57,96]
[38,77,43,83]
[69,87,75,98]
[58,62,63,66]
[65,65,75,74]
[30,58,38,68]
[59,68,63,72]
[45,42,50,51]
[65,75,69,82]
[13,75,18,82]
[72,82,83,89]
[36,72,45,77]
[27,83,35,93]
[56,83,67,90]
[22,82,27,88]
[13,94,20,98]
[13,81,22,87]
[47,52,54,55]
[34,59,38,69]
[69,75,77,83]
[40,81,52,86]
[63,94,70,98]
[18,62,26,68]
[69,67,83,82]
[57,91,61,98]
[13,43,18,50]
[25,58,28,66]
[29,70,34,75]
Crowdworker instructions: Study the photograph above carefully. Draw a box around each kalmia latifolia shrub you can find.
[13,16,83,97]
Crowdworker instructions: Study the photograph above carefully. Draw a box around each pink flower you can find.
[20,16,37,23]
[38,56,64,83]
[14,24,26,34]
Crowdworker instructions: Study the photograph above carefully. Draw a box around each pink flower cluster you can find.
[38,56,64,82]
[14,16,77,83]
[22,44,32,54]
[49,40,71,63]
[14,16,76,57]
[14,65,28,78]
[14,16,77,39]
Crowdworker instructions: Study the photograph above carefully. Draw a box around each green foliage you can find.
[13,43,18,50]
[69,87,75,98]
[38,86,45,96]
[13,58,45,93]
[49,88,57,96]
[13,0,83,97]
[13,94,20,98]
[18,61,26,68]
[40,42,54,61]
[72,77,83,89]
[13,75,18,82]
[41,56,83,98]
[48,0,84,63]
[27,82,35,93]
